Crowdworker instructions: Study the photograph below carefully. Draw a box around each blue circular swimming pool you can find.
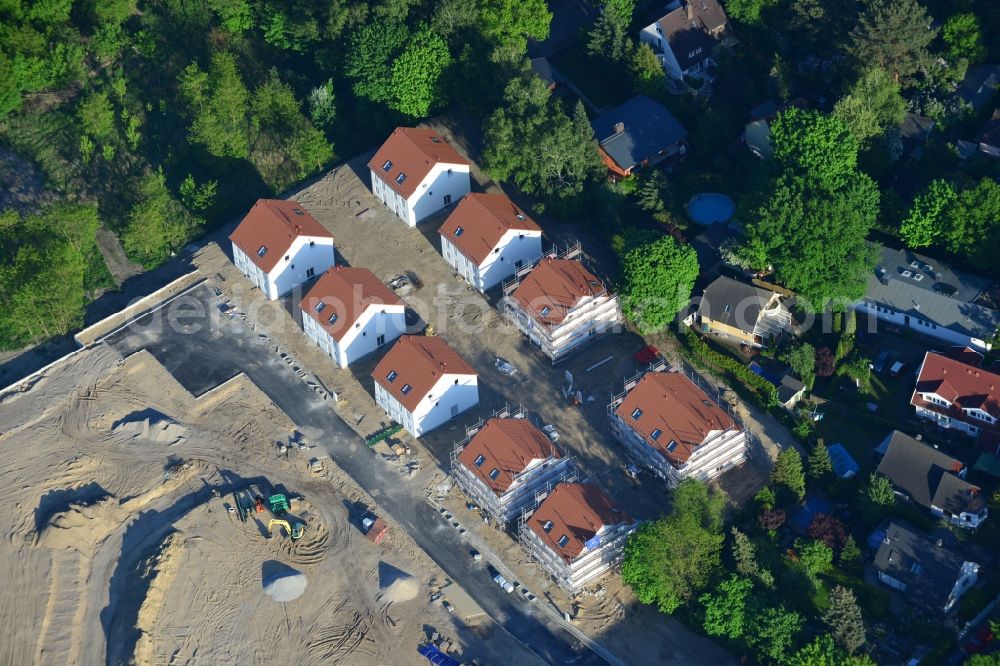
[686,193,735,225]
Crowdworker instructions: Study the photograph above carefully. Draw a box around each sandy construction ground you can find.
[0,343,542,666]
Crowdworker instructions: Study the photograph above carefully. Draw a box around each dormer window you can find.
[257,245,268,257]
[540,306,551,317]
[285,255,290,262]
[651,428,662,441]
[396,173,407,185]
[382,160,392,171]
[327,313,338,324]
[309,240,315,247]
[542,520,553,532]
[631,408,642,420]
[401,383,412,395]
[431,136,441,143]
[474,454,486,467]
[557,535,569,548]
[292,208,304,216]
[454,227,464,237]
[516,213,526,220]
[667,440,678,452]
[488,468,500,480]
[386,370,398,383]
[314,302,326,314]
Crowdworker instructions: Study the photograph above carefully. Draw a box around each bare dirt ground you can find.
[0,344,542,666]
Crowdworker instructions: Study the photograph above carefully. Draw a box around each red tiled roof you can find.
[438,193,542,266]
[511,258,607,326]
[299,267,404,343]
[229,199,332,273]
[913,352,1000,421]
[528,483,632,562]
[615,372,737,465]
[368,127,469,199]
[457,418,562,494]
[371,336,477,412]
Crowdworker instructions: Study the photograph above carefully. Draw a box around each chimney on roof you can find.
[935,537,944,547]
[687,1,694,20]
[613,121,625,134]
[440,361,447,371]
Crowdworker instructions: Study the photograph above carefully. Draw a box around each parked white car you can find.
[493,574,514,594]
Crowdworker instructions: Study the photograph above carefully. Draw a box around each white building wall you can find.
[232,244,268,293]
[945,562,979,611]
[374,383,415,434]
[508,293,622,361]
[406,163,471,227]
[639,22,683,80]
[258,236,336,300]
[442,230,543,292]
[302,305,406,368]
[409,374,479,436]
[676,429,749,482]
[441,236,481,288]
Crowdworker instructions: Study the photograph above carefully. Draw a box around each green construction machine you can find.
[268,494,290,516]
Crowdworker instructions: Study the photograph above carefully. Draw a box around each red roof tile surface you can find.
[368,128,469,199]
[438,193,542,266]
[457,418,562,494]
[229,199,332,273]
[511,258,607,326]
[372,336,477,412]
[615,372,737,465]
[299,267,404,343]
[528,483,632,562]
[913,352,1000,423]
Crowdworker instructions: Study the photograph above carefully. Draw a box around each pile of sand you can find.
[35,498,119,551]
[112,411,187,445]
[379,562,419,604]
[263,569,308,602]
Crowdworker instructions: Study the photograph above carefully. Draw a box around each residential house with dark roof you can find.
[518,482,637,592]
[976,108,1000,158]
[371,335,478,437]
[874,521,980,613]
[229,199,336,300]
[911,351,1000,449]
[956,65,1000,115]
[898,112,935,162]
[696,276,792,348]
[529,57,567,91]
[368,127,471,227]
[856,246,1000,352]
[742,99,807,159]
[438,193,543,292]
[876,430,988,528]
[608,363,748,486]
[638,0,732,82]
[500,249,622,362]
[748,356,806,409]
[451,408,576,524]
[590,95,688,177]
[299,267,406,368]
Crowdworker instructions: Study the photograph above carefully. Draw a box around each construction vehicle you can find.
[253,496,265,513]
[268,494,289,516]
[360,511,388,544]
[267,519,305,540]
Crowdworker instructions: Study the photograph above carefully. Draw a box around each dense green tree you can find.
[833,68,906,145]
[179,175,217,212]
[621,235,698,332]
[788,342,816,387]
[807,439,832,479]
[587,0,634,61]
[122,170,202,268]
[748,606,804,663]
[478,0,551,60]
[942,179,1000,271]
[621,479,725,613]
[700,576,753,638]
[942,13,985,64]
[771,108,859,191]
[796,538,833,577]
[730,527,774,587]
[0,52,20,116]
[900,179,956,248]
[788,635,877,666]
[850,0,938,84]
[967,654,1000,666]
[307,79,336,129]
[771,448,806,499]
[344,22,409,104]
[178,51,250,159]
[389,27,451,117]
[629,42,665,99]
[861,472,895,515]
[839,535,861,572]
[431,0,477,35]
[824,585,867,653]
[725,0,777,25]
[207,0,254,33]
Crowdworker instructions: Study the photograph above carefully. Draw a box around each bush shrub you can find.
[682,329,779,406]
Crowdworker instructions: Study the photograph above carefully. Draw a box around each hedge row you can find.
[682,329,779,407]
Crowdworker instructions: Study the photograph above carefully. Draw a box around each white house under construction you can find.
[519,482,637,592]
[609,363,748,487]
[500,246,622,362]
[451,408,576,524]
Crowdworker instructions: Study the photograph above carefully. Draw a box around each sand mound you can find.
[35,497,119,550]
[379,562,418,604]
[112,411,187,445]
[263,564,308,602]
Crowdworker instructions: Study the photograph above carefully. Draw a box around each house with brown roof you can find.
[229,199,336,300]
[518,482,637,592]
[438,193,543,292]
[911,351,1000,445]
[371,335,478,436]
[609,364,748,486]
[696,276,793,348]
[451,408,576,524]
[299,267,407,368]
[639,0,732,82]
[368,127,471,227]
[500,249,622,362]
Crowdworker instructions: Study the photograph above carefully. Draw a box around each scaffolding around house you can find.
[500,241,583,296]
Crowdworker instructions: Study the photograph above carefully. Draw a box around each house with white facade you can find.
[368,127,471,227]
[451,407,576,525]
[609,363,748,487]
[299,266,407,368]
[911,351,1000,448]
[518,482,637,592]
[229,199,336,300]
[876,430,988,529]
[438,193,543,292]
[857,246,1000,352]
[501,248,622,362]
[639,0,732,82]
[874,520,980,614]
[371,335,478,437]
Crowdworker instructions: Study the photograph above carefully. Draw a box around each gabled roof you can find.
[977,109,1000,149]
[529,57,567,89]
[368,127,469,199]
[874,521,972,611]
[876,431,983,515]
[698,276,776,335]
[457,418,562,494]
[510,258,608,326]
[591,95,688,172]
[615,371,738,465]
[899,112,935,143]
[913,352,1000,420]
[299,267,404,343]
[438,193,542,266]
[528,482,632,562]
[371,335,476,412]
[229,199,332,273]
[957,65,1000,114]
[656,0,729,71]
[876,246,990,302]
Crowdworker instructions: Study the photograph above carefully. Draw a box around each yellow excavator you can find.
[267,518,305,541]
